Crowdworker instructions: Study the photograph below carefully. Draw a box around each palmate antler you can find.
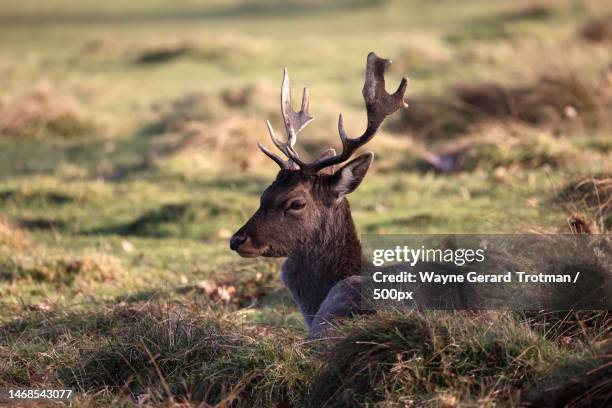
[259,52,408,174]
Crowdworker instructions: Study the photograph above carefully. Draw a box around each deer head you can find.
[230,52,408,258]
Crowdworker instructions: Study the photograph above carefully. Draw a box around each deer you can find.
[227,52,406,336]
[230,53,470,337]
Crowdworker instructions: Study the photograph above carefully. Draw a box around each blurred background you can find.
[0,1,611,405]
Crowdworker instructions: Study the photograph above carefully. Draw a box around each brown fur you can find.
[230,53,408,336]
[231,154,372,336]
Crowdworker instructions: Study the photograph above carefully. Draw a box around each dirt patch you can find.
[0,88,94,138]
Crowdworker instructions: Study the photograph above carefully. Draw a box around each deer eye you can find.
[286,200,306,212]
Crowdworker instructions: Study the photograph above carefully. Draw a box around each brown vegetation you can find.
[1,251,124,285]
[152,92,229,133]
[557,175,612,232]
[389,73,610,140]
[165,117,277,171]
[0,216,30,250]
[0,88,93,138]
[521,360,612,407]
[417,123,579,173]
[221,81,276,109]
[579,15,612,43]
[149,82,320,171]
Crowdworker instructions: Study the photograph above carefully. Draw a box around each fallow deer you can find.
[229,52,410,336]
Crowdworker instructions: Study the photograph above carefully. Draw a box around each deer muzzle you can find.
[229,223,269,258]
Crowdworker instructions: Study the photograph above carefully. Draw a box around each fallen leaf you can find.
[218,285,236,302]
[197,279,218,295]
[121,240,134,252]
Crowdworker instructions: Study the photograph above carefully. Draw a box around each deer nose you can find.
[230,233,247,251]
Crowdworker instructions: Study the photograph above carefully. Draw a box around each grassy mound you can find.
[0,88,94,139]
[1,301,312,407]
[151,92,229,133]
[417,123,580,173]
[310,311,608,407]
[389,72,610,140]
[2,305,608,407]
[0,250,124,285]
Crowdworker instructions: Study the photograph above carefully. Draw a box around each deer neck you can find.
[281,199,362,325]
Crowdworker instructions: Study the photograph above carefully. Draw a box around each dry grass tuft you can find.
[1,300,308,406]
[0,216,30,250]
[164,117,276,171]
[579,15,612,43]
[149,85,362,172]
[0,87,94,138]
[390,72,610,140]
[2,304,608,406]
[152,92,229,133]
[0,251,124,285]
[394,36,454,72]
[309,310,604,407]
[556,175,612,232]
[163,117,420,173]
[221,81,277,110]
[559,175,612,212]
[153,82,277,136]
[521,356,612,407]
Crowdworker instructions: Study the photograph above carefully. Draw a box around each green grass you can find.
[0,0,611,406]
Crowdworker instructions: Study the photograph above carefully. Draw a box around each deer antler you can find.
[259,52,408,173]
[258,68,313,170]
[308,52,408,173]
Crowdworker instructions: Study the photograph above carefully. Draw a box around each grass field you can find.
[0,0,611,406]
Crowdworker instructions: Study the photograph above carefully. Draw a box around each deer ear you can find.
[317,148,337,175]
[331,152,374,199]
